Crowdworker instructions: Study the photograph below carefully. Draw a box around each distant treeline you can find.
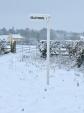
[0,27,82,44]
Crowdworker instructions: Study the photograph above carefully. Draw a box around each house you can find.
[0,34,24,54]
[8,34,24,43]
[0,34,24,43]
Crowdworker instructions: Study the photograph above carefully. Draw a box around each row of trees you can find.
[0,27,81,44]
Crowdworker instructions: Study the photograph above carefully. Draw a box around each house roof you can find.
[0,35,8,41]
[80,35,84,39]
[12,34,23,39]
[0,34,24,41]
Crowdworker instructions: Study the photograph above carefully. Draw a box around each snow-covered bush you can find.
[38,40,84,61]
[38,40,47,58]
[0,39,7,54]
[76,49,84,68]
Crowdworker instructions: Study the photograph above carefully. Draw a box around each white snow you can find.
[0,45,84,113]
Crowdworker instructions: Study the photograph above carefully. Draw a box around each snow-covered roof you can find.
[0,34,24,42]
[12,34,23,39]
[80,35,84,39]
[0,35,8,41]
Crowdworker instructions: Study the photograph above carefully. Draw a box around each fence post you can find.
[11,40,16,53]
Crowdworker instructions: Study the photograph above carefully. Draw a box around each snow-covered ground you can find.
[0,45,84,113]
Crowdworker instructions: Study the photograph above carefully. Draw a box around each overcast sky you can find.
[0,0,84,32]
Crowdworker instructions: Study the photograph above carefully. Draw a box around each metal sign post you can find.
[46,17,50,85]
[29,14,51,85]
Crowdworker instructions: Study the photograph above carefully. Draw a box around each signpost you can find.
[30,14,51,85]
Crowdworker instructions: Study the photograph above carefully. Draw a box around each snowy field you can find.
[0,45,84,113]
